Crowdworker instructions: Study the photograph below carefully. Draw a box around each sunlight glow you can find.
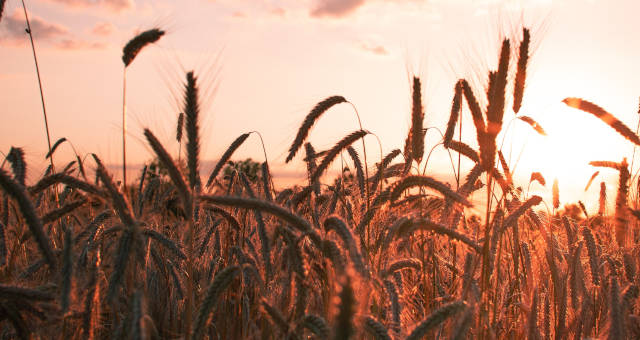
[509,100,633,210]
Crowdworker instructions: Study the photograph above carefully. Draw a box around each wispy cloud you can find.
[91,22,115,36]
[43,0,134,12]
[270,7,286,17]
[359,42,389,56]
[103,0,134,12]
[56,38,106,50]
[2,10,68,41]
[310,0,366,18]
[1,10,106,50]
[231,11,247,18]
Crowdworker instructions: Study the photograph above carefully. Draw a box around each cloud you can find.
[103,0,134,12]
[310,0,366,18]
[55,38,106,50]
[91,22,115,36]
[1,10,105,50]
[231,11,247,18]
[270,7,286,17]
[2,10,68,41]
[359,42,389,56]
[43,0,133,12]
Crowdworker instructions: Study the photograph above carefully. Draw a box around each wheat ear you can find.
[363,316,392,340]
[389,175,471,206]
[444,80,463,146]
[406,301,467,340]
[143,129,192,215]
[192,265,240,340]
[333,276,355,340]
[518,116,547,135]
[122,28,164,67]
[410,76,425,162]
[563,97,640,145]
[584,171,599,191]
[0,169,56,269]
[310,130,369,183]
[513,28,530,114]
[286,96,347,162]
[205,133,250,188]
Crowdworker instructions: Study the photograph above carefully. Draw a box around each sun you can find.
[504,100,631,205]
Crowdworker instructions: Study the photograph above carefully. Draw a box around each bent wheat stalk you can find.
[309,130,369,183]
[205,133,250,189]
[563,97,640,146]
[406,301,467,340]
[389,175,472,207]
[286,96,347,162]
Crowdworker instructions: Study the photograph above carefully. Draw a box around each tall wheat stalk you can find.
[121,28,165,188]
[20,0,56,194]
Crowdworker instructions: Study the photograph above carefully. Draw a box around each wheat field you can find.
[2,23,640,340]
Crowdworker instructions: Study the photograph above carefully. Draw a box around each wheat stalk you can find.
[412,218,481,252]
[310,130,369,184]
[199,195,317,242]
[553,178,560,210]
[384,279,401,333]
[192,265,240,340]
[184,71,200,190]
[382,258,421,277]
[518,116,547,135]
[324,215,369,278]
[444,80,463,147]
[143,129,192,215]
[297,315,330,338]
[585,171,600,191]
[205,133,250,188]
[20,0,57,196]
[599,181,607,215]
[333,276,355,340]
[286,96,347,162]
[388,175,472,207]
[29,173,103,197]
[41,198,86,224]
[609,276,624,340]
[60,226,73,314]
[513,28,530,114]
[370,149,401,193]
[615,158,630,247]
[6,147,26,186]
[0,169,56,269]
[406,301,467,340]
[582,227,600,286]
[410,76,425,163]
[93,154,137,229]
[346,146,366,199]
[121,28,164,187]
[363,316,392,340]
[564,97,640,145]
[122,28,164,67]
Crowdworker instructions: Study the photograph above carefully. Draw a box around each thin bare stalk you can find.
[122,70,127,188]
[21,0,56,201]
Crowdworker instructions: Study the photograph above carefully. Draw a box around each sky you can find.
[1,0,640,214]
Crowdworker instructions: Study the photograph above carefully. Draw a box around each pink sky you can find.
[2,0,640,213]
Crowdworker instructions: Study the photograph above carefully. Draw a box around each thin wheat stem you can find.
[21,0,57,203]
[122,70,127,189]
